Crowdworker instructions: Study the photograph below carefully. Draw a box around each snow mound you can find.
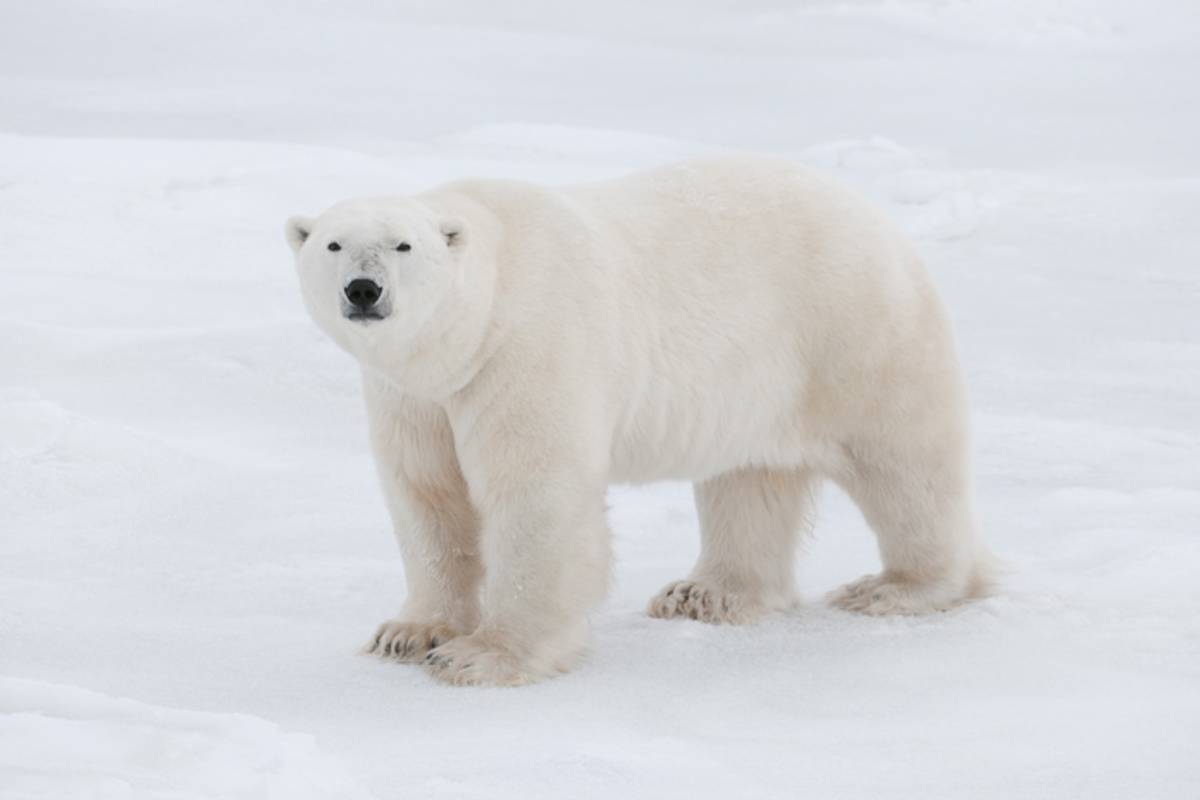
[0,678,375,800]
[439,123,712,166]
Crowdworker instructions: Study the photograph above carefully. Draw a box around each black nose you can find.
[344,278,382,310]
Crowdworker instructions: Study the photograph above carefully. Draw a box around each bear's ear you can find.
[440,217,465,248]
[285,215,314,255]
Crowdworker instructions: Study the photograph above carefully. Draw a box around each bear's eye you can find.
[396,242,411,252]
[327,241,341,252]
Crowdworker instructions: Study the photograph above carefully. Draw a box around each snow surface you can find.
[2,1,1198,798]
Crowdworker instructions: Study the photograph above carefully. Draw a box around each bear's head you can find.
[285,197,483,387]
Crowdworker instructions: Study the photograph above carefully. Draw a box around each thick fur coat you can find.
[286,156,991,686]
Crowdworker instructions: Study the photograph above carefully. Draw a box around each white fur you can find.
[285,156,992,686]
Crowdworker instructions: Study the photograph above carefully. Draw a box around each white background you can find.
[2,1,1198,798]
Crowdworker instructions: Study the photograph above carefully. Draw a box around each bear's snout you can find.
[344,278,384,314]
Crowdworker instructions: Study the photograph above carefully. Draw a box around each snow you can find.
[1,1,1198,798]
[0,678,371,799]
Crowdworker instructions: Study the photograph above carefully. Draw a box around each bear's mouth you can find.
[346,310,387,322]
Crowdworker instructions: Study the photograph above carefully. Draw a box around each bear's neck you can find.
[362,269,497,402]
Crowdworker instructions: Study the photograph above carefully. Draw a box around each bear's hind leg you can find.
[648,466,815,624]
[828,441,992,615]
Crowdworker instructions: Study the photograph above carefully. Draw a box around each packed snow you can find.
[1,1,1198,798]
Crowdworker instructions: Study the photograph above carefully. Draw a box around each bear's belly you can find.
[605,376,836,484]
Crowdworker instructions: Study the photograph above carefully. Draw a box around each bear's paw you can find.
[363,620,462,662]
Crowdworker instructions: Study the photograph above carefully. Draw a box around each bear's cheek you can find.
[297,270,343,321]
[386,264,436,301]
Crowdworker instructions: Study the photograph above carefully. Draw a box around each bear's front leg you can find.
[360,377,483,663]
[426,394,612,686]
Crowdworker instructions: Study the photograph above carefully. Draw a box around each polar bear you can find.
[285,156,992,687]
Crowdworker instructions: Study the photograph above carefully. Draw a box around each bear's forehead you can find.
[320,200,432,238]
